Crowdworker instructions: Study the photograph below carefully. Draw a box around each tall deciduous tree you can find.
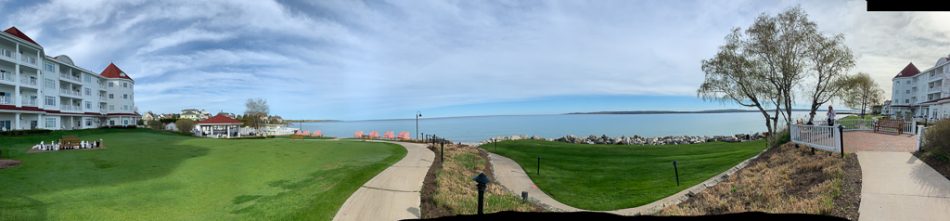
[699,6,855,143]
[841,73,883,117]
[244,98,270,129]
[804,34,855,124]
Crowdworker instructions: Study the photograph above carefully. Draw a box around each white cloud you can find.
[2,0,948,119]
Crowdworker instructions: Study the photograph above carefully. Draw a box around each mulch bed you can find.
[0,159,21,169]
[831,153,861,220]
[421,144,452,218]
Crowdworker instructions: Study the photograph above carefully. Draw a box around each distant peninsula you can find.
[284,119,342,123]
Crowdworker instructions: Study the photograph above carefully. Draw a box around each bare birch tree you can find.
[804,34,855,124]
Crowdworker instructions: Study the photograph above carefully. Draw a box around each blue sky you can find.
[1,0,948,120]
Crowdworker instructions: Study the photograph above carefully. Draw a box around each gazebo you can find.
[195,114,244,138]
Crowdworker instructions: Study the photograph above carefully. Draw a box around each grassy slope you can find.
[431,145,537,216]
[662,143,853,218]
[483,139,766,211]
[0,129,406,221]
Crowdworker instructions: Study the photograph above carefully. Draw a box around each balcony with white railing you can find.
[0,71,14,84]
[60,105,82,112]
[19,54,37,66]
[21,97,37,106]
[60,73,82,82]
[20,77,38,87]
[0,96,11,105]
[0,49,14,62]
[60,89,82,97]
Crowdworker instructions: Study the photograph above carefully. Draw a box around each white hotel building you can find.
[887,54,950,120]
[0,27,139,131]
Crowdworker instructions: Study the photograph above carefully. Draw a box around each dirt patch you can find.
[661,143,861,220]
[0,159,21,169]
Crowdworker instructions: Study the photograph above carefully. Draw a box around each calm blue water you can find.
[295,112,834,143]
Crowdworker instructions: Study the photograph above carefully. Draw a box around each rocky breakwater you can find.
[484,133,764,146]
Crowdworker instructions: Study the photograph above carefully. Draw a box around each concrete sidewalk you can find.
[857,152,950,221]
[332,141,434,221]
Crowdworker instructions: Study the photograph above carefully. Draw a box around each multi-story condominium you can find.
[887,54,950,120]
[0,27,140,131]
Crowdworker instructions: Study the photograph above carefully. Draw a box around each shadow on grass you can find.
[0,129,209,203]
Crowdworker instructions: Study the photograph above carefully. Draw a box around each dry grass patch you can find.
[661,143,860,220]
[424,144,539,217]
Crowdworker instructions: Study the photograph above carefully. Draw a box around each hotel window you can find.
[123,82,128,88]
[45,96,56,106]
[44,62,54,72]
[109,82,114,87]
[123,105,128,110]
[906,90,910,94]
[905,99,909,103]
[109,94,114,99]
[0,120,10,130]
[85,101,91,109]
[84,75,91,83]
[84,88,91,96]
[124,120,129,125]
[45,117,56,128]
[109,105,114,111]
[86,119,92,127]
[123,94,128,99]
[45,79,55,88]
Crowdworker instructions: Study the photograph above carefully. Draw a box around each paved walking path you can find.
[857,151,950,221]
[332,141,434,221]
[488,151,760,215]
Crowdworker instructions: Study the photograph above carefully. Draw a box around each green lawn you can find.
[482,139,766,211]
[0,129,406,221]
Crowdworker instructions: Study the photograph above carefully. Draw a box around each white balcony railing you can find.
[20,77,38,86]
[0,96,12,105]
[60,73,81,82]
[20,54,37,65]
[0,72,13,82]
[21,97,37,106]
[0,49,13,61]
[60,89,81,97]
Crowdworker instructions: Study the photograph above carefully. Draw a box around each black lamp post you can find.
[415,111,422,141]
[473,173,490,215]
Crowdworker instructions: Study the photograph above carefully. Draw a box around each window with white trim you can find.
[84,88,91,96]
[45,96,56,106]
[45,117,56,128]
[44,79,55,88]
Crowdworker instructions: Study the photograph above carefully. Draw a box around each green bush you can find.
[923,119,950,160]
[769,128,790,148]
[176,119,196,133]
[147,120,164,130]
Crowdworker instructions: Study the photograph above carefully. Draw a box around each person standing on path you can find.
[827,105,836,126]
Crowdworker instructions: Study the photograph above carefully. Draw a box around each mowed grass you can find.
[483,139,766,211]
[0,129,406,221]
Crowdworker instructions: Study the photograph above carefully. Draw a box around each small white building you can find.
[194,113,243,138]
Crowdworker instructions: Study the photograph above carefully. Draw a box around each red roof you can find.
[894,62,920,78]
[197,114,243,125]
[3,26,40,45]
[99,63,134,81]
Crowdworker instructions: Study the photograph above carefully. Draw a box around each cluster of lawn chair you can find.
[31,136,102,152]
[353,131,411,140]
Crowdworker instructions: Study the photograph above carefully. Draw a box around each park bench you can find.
[873,119,904,134]
[60,135,81,150]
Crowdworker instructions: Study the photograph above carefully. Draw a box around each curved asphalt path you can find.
[332,141,434,221]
